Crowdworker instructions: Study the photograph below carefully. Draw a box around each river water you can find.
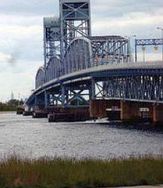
[0,112,162,160]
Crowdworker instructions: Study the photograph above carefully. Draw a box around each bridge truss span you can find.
[35,67,45,89]
[63,37,92,75]
[25,0,163,111]
[31,60,163,108]
[104,75,163,102]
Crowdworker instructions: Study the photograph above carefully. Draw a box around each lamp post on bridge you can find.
[157,27,163,61]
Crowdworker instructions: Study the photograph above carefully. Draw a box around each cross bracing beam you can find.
[104,75,163,102]
[90,36,130,64]
[66,89,89,106]
[43,17,61,68]
[61,81,91,107]
[34,74,163,108]
[60,0,91,57]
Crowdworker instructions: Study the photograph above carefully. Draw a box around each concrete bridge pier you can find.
[120,101,153,123]
[90,99,120,119]
[120,101,139,121]
[153,104,163,124]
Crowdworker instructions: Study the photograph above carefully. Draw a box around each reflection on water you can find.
[0,112,162,159]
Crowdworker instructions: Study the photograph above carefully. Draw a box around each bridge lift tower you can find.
[43,17,60,68]
[59,0,91,69]
[43,0,91,68]
[59,0,91,105]
[42,0,91,106]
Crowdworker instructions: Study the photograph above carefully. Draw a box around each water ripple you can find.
[0,112,162,159]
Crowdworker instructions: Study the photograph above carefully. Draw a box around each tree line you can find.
[0,99,24,111]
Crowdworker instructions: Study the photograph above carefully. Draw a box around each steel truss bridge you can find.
[26,0,163,110]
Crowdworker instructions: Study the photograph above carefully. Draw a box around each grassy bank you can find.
[0,156,162,188]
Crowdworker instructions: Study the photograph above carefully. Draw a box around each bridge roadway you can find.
[26,60,163,105]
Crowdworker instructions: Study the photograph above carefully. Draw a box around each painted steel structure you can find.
[60,0,91,48]
[43,17,60,68]
[25,0,163,109]
[37,35,130,88]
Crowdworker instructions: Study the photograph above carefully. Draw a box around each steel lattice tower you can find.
[43,17,60,68]
[59,0,91,57]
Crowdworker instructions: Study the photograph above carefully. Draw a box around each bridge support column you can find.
[44,91,48,108]
[120,101,153,122]
[90,99,120,119]
[61,85,66,107]
[120,101,139,121]
[90,78,96,100]
[34,95,38,107]
[153,104,163,124]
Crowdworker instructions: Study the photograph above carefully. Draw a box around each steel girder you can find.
[104,75,163,101]
[42,81,91,108]
[29,72,163,108]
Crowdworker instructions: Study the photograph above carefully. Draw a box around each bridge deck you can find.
[26,61,163,105]
[36,61,163,92]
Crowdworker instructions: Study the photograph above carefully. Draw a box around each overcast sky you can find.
[0,0,163,101]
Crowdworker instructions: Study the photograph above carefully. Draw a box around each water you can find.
[0,112,162,160]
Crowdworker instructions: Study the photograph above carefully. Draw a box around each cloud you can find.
[0,52,11,63]
[0,0,59,16]
[0,49,22,67]
[92,11,163,37]
[0,22,43,62]
[0,59,42,101]
[91,0,163,18]
[0,71,34,101]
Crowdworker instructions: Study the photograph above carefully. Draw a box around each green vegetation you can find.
[0,100,23,111]
[0,156,162,188]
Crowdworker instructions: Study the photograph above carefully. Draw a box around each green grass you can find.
[0,156,162,188]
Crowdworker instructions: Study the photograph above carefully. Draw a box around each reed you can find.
[0,155,162,188]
